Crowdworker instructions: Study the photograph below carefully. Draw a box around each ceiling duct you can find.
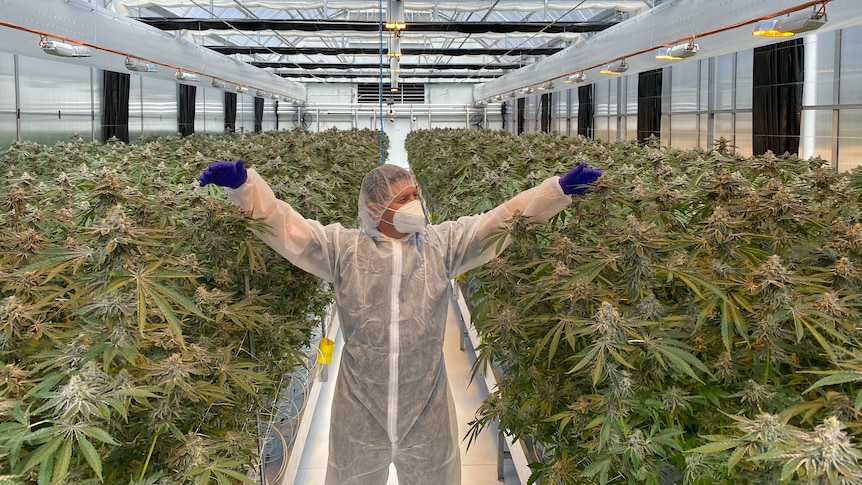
[1,0,306,102]
[473,0,862,101]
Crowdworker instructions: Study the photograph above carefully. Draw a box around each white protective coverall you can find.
[225,164,572,484]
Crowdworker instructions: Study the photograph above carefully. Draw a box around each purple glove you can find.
[559,162,603,195]
[199,159,247,189]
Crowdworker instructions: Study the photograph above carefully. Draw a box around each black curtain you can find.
[224,92,237,132]
[178,84,196,136]
[753,39,804,156]
[501,102,508,131]
[517,97,526,135]
[577,84,594,139]
[540,92,552,133]
[637,68,663,141]
[102,70,130,143]
[254,97,264,133]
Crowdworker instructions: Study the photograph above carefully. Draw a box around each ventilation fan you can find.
[292,110,314,130]
[470,112,486,130]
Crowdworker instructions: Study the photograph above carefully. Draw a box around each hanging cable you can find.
[379,0,385,164]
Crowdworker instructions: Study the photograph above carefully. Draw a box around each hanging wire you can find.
[379,0,386,165]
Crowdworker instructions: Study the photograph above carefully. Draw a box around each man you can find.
[199,160,602,484]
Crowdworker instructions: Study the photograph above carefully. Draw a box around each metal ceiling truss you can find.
[280,72,503,80]
[104,0,654,87]
[253,62,521,71]
[222,47,563,57]
[134,18,618,34]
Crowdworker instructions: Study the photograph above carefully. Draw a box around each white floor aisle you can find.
[284,299,521,485]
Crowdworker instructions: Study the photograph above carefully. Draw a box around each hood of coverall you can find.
[358,164,417,232]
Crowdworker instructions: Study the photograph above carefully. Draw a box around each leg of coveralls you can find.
[325,395,393,485]
[393,381,461,485]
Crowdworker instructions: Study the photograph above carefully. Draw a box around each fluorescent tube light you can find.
[537,81,555,91]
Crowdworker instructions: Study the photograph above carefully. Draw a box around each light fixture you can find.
[236,85,249,93]
[753,4,827,37]
[385,0,406,31]
[390,57,401,72]
[40,38,91,58]
[175,71,200,82]
[518,86,534,95]
[507,91,517,98]
[384,21,407,30]
[124,57,157,72]
[493,94,503,101]
[600,59,629,75]
[655,39,699,60]
[564,72,587,84]
[537,81,555,91]
[255,89,266,97]
[390,69,399,91]
[388,37,402,58]
[211,79,226,89]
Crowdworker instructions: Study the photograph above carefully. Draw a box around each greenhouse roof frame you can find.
[107,0,656,84]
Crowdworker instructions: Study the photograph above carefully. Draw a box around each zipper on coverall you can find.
[387,242,403,450]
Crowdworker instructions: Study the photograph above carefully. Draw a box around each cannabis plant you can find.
[0,129,380,484]
[408,129,862,485]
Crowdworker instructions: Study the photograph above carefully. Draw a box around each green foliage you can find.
[0,130,381,483]
[408,129,862,484]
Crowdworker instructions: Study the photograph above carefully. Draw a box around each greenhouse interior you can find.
[2,0,862,484]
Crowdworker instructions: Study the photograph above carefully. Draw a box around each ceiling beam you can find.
[135,18,617,34]
[250,62,521,70]
[278,72,502,79]
[209,46,565,56]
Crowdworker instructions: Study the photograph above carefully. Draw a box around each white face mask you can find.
[384,199,426,234]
